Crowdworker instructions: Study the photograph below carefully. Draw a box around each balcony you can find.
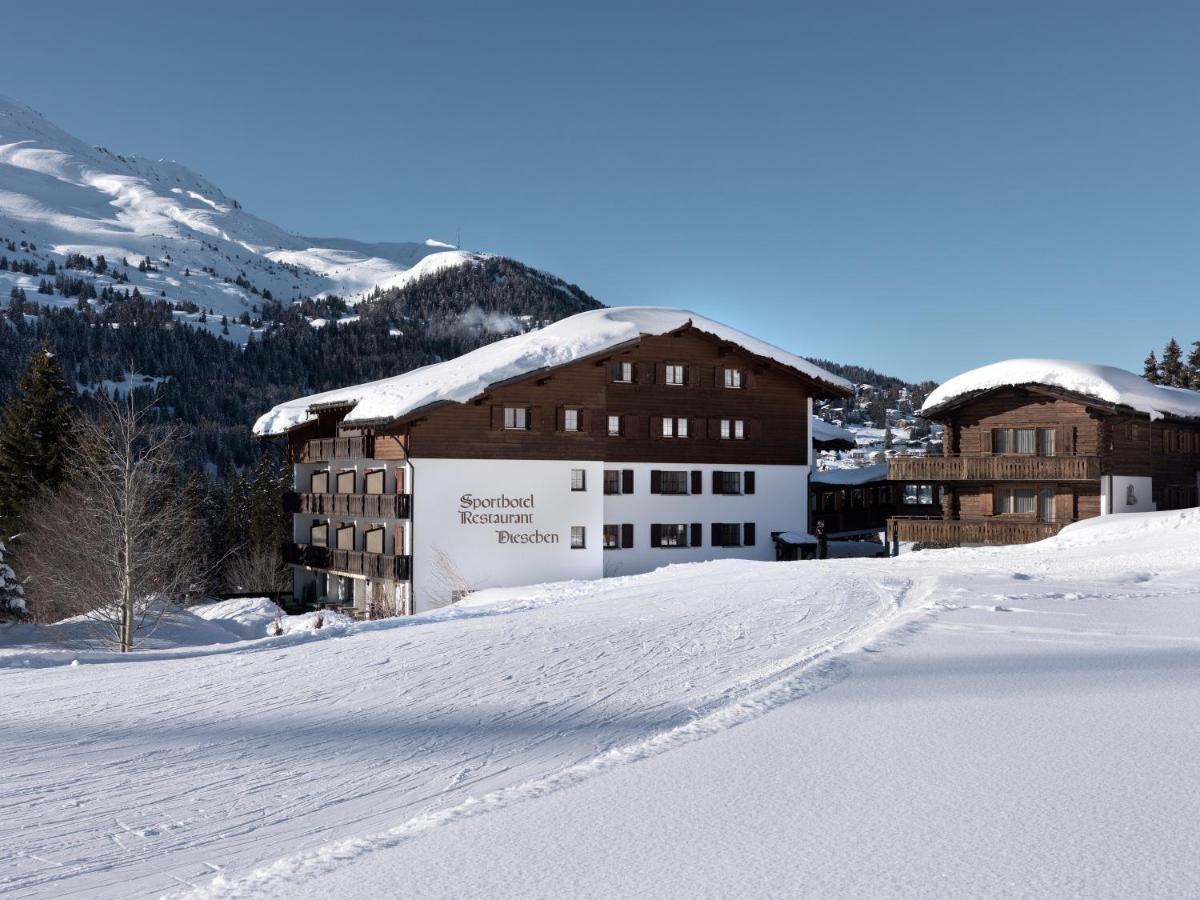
[886,516,1064,547]
[284,492,411,518]
[888,454,1099,482]
[283,543,412,580]
[301,435,375,463]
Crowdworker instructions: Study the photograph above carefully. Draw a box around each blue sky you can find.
[6,1,1199,382]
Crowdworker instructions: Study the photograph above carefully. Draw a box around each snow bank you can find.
[253,307,852,436]
[190,597,286,639]
[922,358,1200,421]
[270,609,354,635]
[1051,507,1200,548]
[812,417,855,445]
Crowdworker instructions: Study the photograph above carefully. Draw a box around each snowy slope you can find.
[3,511,1199,897]
[0,95,481,338]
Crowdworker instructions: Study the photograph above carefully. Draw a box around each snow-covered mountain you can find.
[0,95,480,337]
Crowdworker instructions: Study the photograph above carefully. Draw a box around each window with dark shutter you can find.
[712,470,724,494]
[621,523,634,548]
[690,470,702,494]
[744,471,755,494]
[650,523,662,547]
[711,523,721,547]
[690,523,702,547]
[743,523,756,546]
[622,469,634,494]
[650,470,662,494]
[604,470,621,494]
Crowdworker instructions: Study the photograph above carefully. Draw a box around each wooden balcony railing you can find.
[301,435,375,463]
[886,517,1064,547]
[283,543,412,580]
[888,454,1099,482]
[283,492,411,518]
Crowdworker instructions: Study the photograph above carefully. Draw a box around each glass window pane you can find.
[1014,428,1036,454]
[993,429,1008,453]
[1038,428,1056,456]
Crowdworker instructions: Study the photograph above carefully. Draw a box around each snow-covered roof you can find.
[811,462,889,486]
[922,359,1200,422]
[811,417,855,447]
[253,307,852,436]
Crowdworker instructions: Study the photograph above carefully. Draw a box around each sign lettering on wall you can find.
[458,493,560,544]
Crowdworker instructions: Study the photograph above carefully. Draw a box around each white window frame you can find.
[723,368,743,389]
[503,406,528,430]
[564,408,580,432]
[607,414,622,436]
[614,361,634,383]
[664,364,685,386]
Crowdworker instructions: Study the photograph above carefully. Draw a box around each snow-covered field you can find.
[2,511,1198,898]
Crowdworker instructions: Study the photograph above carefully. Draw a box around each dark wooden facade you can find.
[887,385,1200,549]
[285,327,847,467]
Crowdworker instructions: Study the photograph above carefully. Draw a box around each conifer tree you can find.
[1188,341,1200,389]
[0,344,75,534]
[0,541,24,619]
[1143,350,1161,384]
[1161,338,1185,387]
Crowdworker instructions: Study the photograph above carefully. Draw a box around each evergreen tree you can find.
[1188,341,1200,388]
[1143,350,1161,384]
[0,344,75,534]
[0,540,24,619]
[1161,338,1185,387]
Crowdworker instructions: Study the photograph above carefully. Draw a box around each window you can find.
[659,524,688,547]
[712,523,742,547]
[310,521,328,547]
[992,428,1009,454]
[564,409,581,432]
[996,486,1036,515]
[310,470,330,494]
[603,524,620,549]
[570,526,586,549]
[1038,488,1055,522]
[664,364,685,385]
[713,471,742,495]
[364,527,384,554]
[660,471,690,494]
[720,419,745,440]
[723,368,743,389]
[503,406,528,430]
[904,483,935,505]
[364,469,385,495]
[571,469,586,491]
[335,523,355,550]
[608,414,623,436]
[336,469,355,494]
[662,416,688,438]
[1038,428,1056,457]
[604,470,622,494]
[611,361,635,383]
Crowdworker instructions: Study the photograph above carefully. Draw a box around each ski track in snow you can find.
[1,563,913,898]
[3,510,1198,898]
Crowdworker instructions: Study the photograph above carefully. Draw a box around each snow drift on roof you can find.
[810,462,889,486]
[922,359,1200,422]
[253,307,852,436]
[811,417,855,445]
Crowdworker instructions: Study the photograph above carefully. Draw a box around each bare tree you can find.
[223,545,290,594]
[20,394,206,650]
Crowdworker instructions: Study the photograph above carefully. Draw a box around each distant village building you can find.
[887,359,1200,548]
[254,308,851,614]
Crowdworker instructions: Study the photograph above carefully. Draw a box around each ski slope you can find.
[2,510,1199,898]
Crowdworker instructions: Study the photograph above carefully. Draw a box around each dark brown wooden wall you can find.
[947,390,1101,457]
[401,331,814,464]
